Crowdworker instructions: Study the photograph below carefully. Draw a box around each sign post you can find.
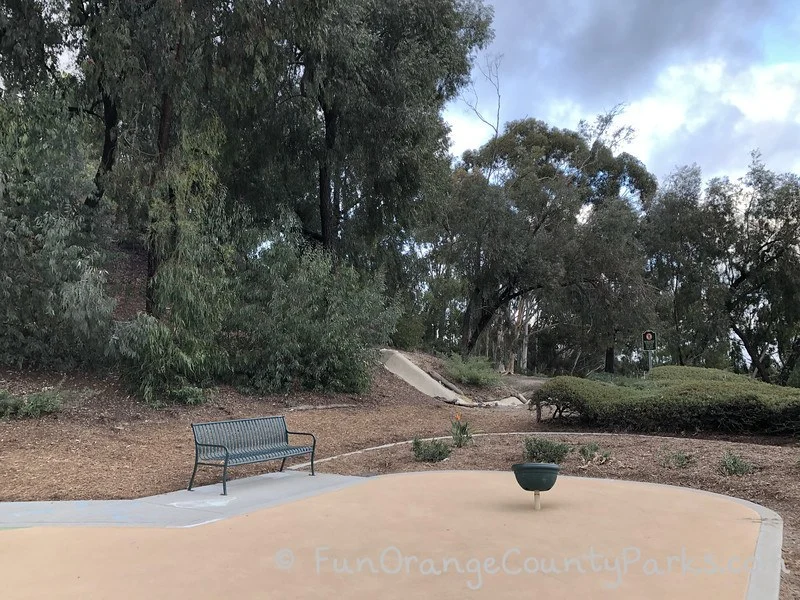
[642,330,656,375]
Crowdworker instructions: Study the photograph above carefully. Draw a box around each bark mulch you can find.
[0,368,531,502]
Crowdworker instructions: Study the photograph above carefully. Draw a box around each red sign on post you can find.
[642,330,656,351]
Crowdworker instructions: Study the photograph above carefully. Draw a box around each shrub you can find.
[0,390,23,418]
[578,442,611,464]
[719,451,754,476]
[411,437,451,462]
[0,96,115,369]
[391,310,426,351]
[18,391,62,418]
[450,412,474,448]
[531,368,800,435]
[112,315,221,406]
[443,354,501,387]
[167,386,208,406]
[228,222,399,394]
[788,367,800,389]
[0,389,61,418]
[523,437,571,464]
[659,449,695,469]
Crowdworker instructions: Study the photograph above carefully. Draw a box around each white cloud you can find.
[445,57,800,181]
[444,106,496,160]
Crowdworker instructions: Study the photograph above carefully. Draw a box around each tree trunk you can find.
[146,23,183,315]
[85,87,118,209]
[730,322,771,382]
[520,322,529,374]
[318,106,337,252]
[604,346,615,373]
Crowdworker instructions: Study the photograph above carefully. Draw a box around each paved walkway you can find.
[0,471,783,599]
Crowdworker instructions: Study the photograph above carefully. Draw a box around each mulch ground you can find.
[0,368,531,501]
[318,433,800,600]
[1,366,798,597]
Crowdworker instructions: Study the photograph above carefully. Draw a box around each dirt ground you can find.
[318,433,800,599]
[0,368,532,501]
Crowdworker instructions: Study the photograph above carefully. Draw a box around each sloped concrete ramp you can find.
[379,349,467,403]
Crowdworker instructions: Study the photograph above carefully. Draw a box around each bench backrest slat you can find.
[192,416,289,452]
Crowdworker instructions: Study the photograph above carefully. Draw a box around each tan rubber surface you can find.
[0,472,761,599]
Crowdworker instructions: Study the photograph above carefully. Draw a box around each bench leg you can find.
[187,461,199,491]
[221,462,228,496]
[310,450,315,476]
[279,457,287,472]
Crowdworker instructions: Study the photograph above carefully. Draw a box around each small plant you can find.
[719,451,753,476]
[659,449,695,469]
[450,412,474,448]
[168,386,208,406]
[0,389,61,418]
[578,442,611,464]
[0,390,23,418]
[18,390,62,418]
[411,437,451,462]
[443,354,501,387]
[523,437,571,464]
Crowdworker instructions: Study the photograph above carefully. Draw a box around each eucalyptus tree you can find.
[433,117,655,356]
[712,156,800,381]
[644,157,800,381]
[643,166,732,367]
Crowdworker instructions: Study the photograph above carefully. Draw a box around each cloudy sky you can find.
[444,0,800,184]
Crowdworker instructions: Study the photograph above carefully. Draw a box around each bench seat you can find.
[202,445,314,466]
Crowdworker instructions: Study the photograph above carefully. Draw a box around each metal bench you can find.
[187,416,316,495]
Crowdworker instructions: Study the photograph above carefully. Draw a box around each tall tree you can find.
[435,117,655,355]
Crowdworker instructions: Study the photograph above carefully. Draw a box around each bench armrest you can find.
[286,431,316,447]
[194,442,230,459]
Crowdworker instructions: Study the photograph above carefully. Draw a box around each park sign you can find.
[642,330,657,351]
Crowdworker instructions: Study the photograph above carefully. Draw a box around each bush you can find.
[0,390,23,418]
[0,95,115,369]
[411,437,451,462]
[0,389,61,418]
[531,367,800,435]
[523,437,571,464]
[167,386,208,406]
[228,223,400,394]
[18,391,62,418]
[391,310,426,351]
[719,451,754,476]
[444,354,501,387]
[787,366,800,389]
[112,315,221,406]
[578,442,611,463]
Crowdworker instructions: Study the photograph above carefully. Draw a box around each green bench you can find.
[187,416,316,495]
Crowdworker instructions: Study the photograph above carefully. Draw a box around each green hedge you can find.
[531,367,800,435]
